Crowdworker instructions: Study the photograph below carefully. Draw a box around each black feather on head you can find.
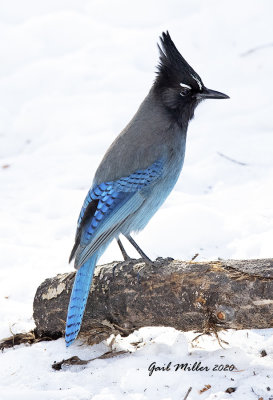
[155,31,203,91]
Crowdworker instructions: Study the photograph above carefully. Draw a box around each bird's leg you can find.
[116,238,131,261]
[125,234,152,264]
[113,238,131,279]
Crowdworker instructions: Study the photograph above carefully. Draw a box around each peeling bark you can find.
[33,258,273,345]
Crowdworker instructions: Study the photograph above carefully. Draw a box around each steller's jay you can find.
[65,31,229,346]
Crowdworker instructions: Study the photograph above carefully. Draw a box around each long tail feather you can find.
[65,255,97,347]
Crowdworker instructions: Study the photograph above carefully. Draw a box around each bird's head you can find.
[154,31,229,125]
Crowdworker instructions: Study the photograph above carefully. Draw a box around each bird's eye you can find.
[179,83,192,97]
[180,88,191,96]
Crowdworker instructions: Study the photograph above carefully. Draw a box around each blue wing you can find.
[70,159,164,269]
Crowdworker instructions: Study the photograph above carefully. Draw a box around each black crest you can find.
[155,31,203,90]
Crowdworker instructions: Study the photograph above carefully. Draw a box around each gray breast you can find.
[121,130,187,234]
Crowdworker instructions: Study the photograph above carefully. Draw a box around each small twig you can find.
[192,313,229,349]
[211,325,229,348]
[96,350,129,360]
[9,323,16,347]
[112,323,132,335]
[241,42,273,57]
[217,152,248,166]
[0,330,62,350]
[183,387,192,400]
[191,253,199,261]
[52,350,129,370]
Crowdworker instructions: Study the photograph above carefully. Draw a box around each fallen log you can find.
[33,258,273,345]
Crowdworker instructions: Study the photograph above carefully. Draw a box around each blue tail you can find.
[65,254,98,347]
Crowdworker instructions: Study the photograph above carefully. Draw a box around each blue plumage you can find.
[65,255,97,346]
[65,31,228,346]
[66,159,165,346]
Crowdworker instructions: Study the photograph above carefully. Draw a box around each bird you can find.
[65,31,229,347]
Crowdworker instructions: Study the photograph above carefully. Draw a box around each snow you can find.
[0,0,273,398]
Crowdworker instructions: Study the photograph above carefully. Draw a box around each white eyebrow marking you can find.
[180,83,191,89]
[190,73,202,90]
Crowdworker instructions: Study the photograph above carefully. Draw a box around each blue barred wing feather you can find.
[69,159,164,268]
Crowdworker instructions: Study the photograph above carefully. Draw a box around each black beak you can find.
[196,87,229,100]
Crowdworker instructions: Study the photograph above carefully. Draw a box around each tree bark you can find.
[33,258,273,346]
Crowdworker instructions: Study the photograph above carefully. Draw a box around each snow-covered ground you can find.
[1,1,273,399]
